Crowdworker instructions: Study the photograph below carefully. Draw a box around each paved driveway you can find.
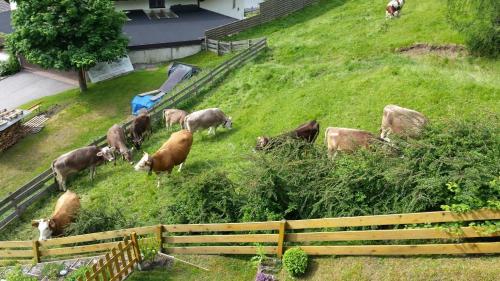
[0,70,75,109]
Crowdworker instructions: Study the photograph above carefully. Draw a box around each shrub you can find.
[162,172,241,224]
[5,266,37,281]
[139,237,160,262]
[242,119,499,221]
[65,266,90,281]
[0,53,21,76]
[66,206,135,236]
[41,263,64,280]
[282,247,308,277]
[255,271,276,281]
[447,0,499,57]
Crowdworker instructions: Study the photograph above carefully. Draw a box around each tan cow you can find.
[134,130,193,187]
[325,127,378,158]
[164,109,188,131]
[380,105,427,141]
[32,190,81,241]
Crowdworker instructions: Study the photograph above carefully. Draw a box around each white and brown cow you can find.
[184,108,232,135]
[380,104,427,141]
[386,0,405,18]
[107,124,133,164]
[325,127,379,158]
[134,130,193,187]
[32,190,80,241]
[52,146,114,191]
[164,109,188,131]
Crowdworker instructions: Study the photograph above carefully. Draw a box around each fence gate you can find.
[78,233,142,281]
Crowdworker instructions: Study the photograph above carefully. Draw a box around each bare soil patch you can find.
[397,43,467,58]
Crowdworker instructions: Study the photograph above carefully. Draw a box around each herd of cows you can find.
[32,104,426,241]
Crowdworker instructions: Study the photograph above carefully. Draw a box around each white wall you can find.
[244,0,263,9]
[9,1,17,10]
[128,44,202,64]
[115,0,197,11]
[200,0,245,20]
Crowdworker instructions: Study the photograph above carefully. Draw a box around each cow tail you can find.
[51,160,58,186]
[324,128,329,146]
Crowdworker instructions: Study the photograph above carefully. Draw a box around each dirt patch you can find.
[397,43,467,58]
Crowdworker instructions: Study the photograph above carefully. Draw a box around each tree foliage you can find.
[447,0,499,57]
[7,0,129,90]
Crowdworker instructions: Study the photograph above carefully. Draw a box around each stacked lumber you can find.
[0,121,23,152]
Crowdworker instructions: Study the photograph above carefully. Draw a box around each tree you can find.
[447,0,499,57]
[7,0,129,92]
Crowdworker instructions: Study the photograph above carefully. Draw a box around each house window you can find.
[233,0,236,9]
[149,0,165,9]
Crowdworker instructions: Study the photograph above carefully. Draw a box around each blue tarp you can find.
[131,95,160,115]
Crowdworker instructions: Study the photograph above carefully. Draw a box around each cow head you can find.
[223,117,233,129]
[132,136,144,150]
[32,219,55,241]
[123,149,133,163]
[97,147,114,162]
[134,152,152,172]
[255,136,270,150]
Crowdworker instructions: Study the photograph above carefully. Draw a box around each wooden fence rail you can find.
[205,38,265,55]
[0,38,268,231]
[1,209,499,264]
[205,0,318,39]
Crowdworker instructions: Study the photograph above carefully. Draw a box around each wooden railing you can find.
[205,0,318,39]
[205,38,266,55]
[1,210,499,264]
[0,38,268,231]
[78,233,142,281]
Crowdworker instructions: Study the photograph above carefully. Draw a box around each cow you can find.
[52,146,115,191]
[325,127,380,159]
[184,108,232,135]
[129,111,152,149]
[32,190,81,241]
[164,109,188,131]
[255,120,320,151]
[380,105,427,141]
[107,124,133,164]
[386,0,405,18]
[134,130,193,187]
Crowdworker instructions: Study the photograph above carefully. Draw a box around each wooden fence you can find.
[0,38,268,231]
[78,233,142,281]
[205,38,265,55]
[1,209,499,264]
[205,0,318,39]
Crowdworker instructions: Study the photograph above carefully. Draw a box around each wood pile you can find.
[0,121,24,152]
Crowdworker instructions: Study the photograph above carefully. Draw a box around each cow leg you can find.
[90,166,96,181]
[208,127,213,135]
[177,162,184,172]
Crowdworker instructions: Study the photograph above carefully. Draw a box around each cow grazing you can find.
[184,108,232,135]
[164,109,188,131]
[134,130,193,187]
[52,146,114,191]
[32,190,80,241]
[129,111,152,149]
[107,124,133,164]
[325,127,380,158]
[255,120,320,151]
[380,104,427,141]
[386,0,404,18]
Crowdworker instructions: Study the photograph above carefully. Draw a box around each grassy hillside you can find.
[1,0,498,243]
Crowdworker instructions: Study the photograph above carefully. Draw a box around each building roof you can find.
[124,9,237,49]
[0,1,10,14]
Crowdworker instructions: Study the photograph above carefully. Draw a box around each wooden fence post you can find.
[131,232,142,264]
[32,240,40,263]
[277,220,286,258]
[157,224,163,253]
[217,40,221,56]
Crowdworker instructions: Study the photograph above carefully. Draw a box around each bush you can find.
[65,267,90,281]
[5,266,37,281]
[282,247,308,277]
[66,206,135,236]
[241,119,500,221]
[447,0,499,57]
[162,172,241,224]
[0,53,21,76]
[41,263,64,280]
[255,271,276,281]
[139,237,160,262]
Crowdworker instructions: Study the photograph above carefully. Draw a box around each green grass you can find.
[0,0,498,245]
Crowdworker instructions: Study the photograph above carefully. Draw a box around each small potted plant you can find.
[138,237,161,271]
[252,245,281,280]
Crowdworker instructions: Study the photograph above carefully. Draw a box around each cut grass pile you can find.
[0,0,498,244]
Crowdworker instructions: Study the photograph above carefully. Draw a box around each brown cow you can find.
[32,190,80,241]
[52,146,114,191]
[164,109,188,131]
[107,124,133,164]
[255,120,320,151]
[129,111,153,149]
[134,130,193,187]
[325,127,379,158]
[380,105,427,141]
